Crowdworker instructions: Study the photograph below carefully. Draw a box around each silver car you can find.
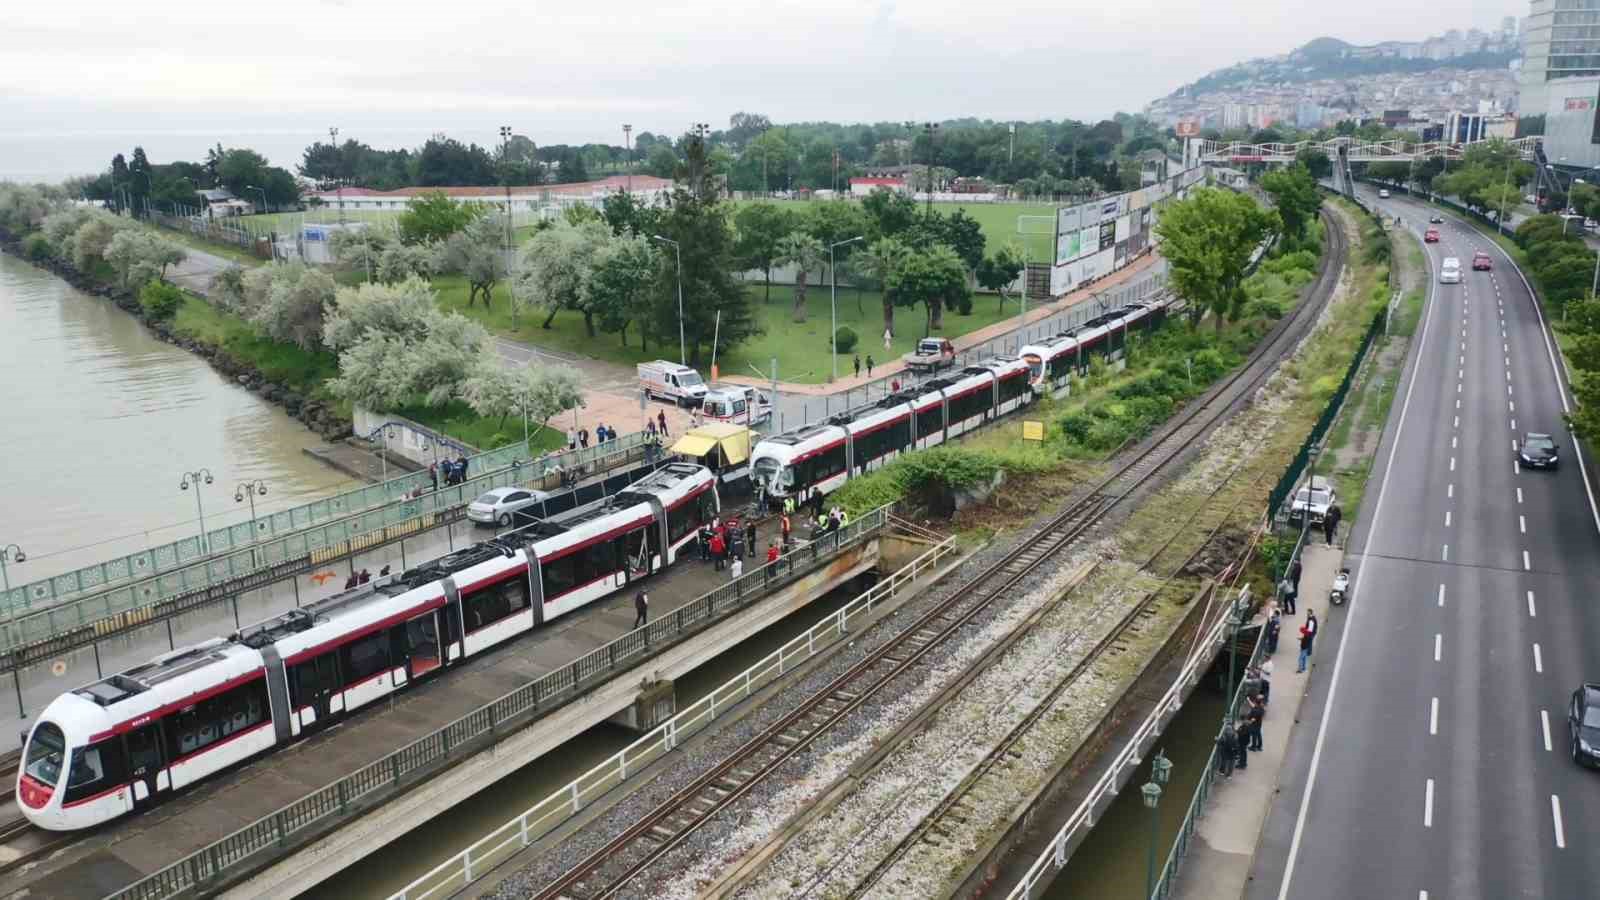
[467,487,550,526]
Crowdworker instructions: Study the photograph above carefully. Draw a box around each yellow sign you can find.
[1022,420,1045,442]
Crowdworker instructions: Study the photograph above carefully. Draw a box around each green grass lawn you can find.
[144,223,267,268]
[731,198,1060,260]
[396,399,568,453]
[169,294,340,398]
[430,275,1026,383]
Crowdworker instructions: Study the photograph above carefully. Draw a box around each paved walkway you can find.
[1170,542,1343,900]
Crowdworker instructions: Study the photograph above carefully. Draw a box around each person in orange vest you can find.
[780,512,792,546]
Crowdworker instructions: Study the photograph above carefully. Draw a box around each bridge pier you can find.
[608,679,677,733]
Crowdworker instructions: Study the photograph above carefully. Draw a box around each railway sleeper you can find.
[649,824,679,841]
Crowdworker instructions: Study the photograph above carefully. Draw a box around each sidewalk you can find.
[1170,542,1343,900]
[721,250,1164,397]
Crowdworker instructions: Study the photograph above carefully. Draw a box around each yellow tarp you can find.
[671,423,751,466]
[671,434,718,457]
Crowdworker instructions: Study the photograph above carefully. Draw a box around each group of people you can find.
[699,516,760,572]
[342,565,392,590]
[852,354,877,379]
[1217,553,1324,778]
[566,424,621,451]
[428,456,470,489]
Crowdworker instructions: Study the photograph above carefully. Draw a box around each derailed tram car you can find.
[751,356,1033,502]
[1019,298,1171,398]
[16,463,718,831]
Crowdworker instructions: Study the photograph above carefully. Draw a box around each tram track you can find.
[523,209,1345,900]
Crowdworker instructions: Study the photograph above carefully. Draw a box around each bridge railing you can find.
[1004,586,1254,900]
[105,505,896,900]
[0,435,646,661]
[0,432,646,622]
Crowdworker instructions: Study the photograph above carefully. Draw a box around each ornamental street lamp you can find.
[652,235,687,365]
[830,236,865,381]
[179,468,216,553]
[234,480,268,537]
[0,544,24,594]
[1144,749,1174,899]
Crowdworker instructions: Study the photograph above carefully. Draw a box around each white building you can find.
[303,174,674,215]
[1520,0,1600,127]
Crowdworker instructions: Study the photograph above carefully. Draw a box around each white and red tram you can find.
[17,464,718,830]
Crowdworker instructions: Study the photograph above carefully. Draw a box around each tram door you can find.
[403,612,443,679]
[294,653,341,731]
[124,722,164,809]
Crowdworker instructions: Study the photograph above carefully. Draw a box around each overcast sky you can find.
[0,0,1520,178]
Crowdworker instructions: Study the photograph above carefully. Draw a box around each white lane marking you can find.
[1508,384,1514,396]
[1452,436,1458,449]
[1510,400,1516,412]
[1543,709,1553,750]
[1438,584,1446,606]
[1506,356,1511,367]
[1277,249,1443,899]
[1515,460,1521,475]
[1504,343,1509,353]
[1512,418,1517,431]
[1448,483,1454,498]
[1507,370,1512,382]
[1430,697,1439,735]
[1435,633,1443,661]
[1553,795,1566,849]
[1534,643,1544,673]
[1458,383,1463,394]
[1459,369,1464,379]
[1461,341,1466,351]
[1442,543,1449,561]
[1460,355,1465,365]
[1513,439,1519,451]
[1445,510,1452,527]
[1424,779,1435,828]
[1450,457,1456,471]
[1528,590,1537,617]
[1524,550,1532,571]
[1421,892,1430,900]
[1520,514,1527,534]
[1518,487,1523,503]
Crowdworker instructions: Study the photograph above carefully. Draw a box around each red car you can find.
[1424,228,1441,243]
[1473,251,1493,271]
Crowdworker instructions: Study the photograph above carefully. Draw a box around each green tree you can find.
[322,275,440,351]
[1296,149,1332,179]
[645,145,679,178]
[939,208,987,273]
[139,280,185,320]
[888,244,969,334]
[733,202,796,303]
[514,221,612,333]
[977,243,1026,312]
[238,262,338,350]
[436,214,509,309]
[775,231,825,323]
[1259,164,1321,241]
[861,187,918,241]
[601,190,659,238]
[562,204,603,227]
[397,191,483,244]
[650,173,759,367]
[1155,186,1277,332]
[858,237,910,337]
[588,234,659,349]
[1516,214,1572,250]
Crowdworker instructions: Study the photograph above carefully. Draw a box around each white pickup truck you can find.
[901,337,957,374]
[1288,475,1336,525]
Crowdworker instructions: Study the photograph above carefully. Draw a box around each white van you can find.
[1440,257,1461,284]
[638,360,709,407]
[701,386,772,426]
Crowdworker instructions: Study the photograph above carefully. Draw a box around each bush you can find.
[22,233,51,261]
[833,325,858,354]
[140,280,185,321]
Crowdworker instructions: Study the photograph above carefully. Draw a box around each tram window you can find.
[464,574,531,629]
[540,552,582,599]
[342,632,389,684]
[166,678,269,759]
[125,724,162,773]
[999,374,1028,404]
[66,747,103,790]
[668,497,704,544]
[916,407,944,439]
[580,537,622,577]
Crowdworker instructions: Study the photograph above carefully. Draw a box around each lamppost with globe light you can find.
[0,544,24,594]
[1143,749,1174,899]
[180,468,216,553]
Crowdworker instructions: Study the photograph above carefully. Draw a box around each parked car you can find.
[1519,432,1559,470]
[467,486,551,526]
[1429,214,1444,224]
[1439,257,1461,284]
[1378,189,1391,198]
[1570,683,1600,767]
[1526,194,1538,205]
[701,385,772,426]
[1424,228,1440,243]
[1288,475,1336,525]
[1472,251,1493,271]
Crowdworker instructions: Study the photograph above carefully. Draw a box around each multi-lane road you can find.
[1251,188,1600,898]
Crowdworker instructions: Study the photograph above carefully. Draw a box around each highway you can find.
[1253,188,1600,898]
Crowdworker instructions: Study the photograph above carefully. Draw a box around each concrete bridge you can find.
[1185,135,1543,168]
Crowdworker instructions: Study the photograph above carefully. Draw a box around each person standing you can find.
[710,531,726,570]
[658,410,669,437]
[1324,505,1342,545]
[1279,575,1296,616]
[1266,610,1281,654]
[633,590,649,628]
[428,461,439,491]
[1259,658,1274,705]
[811,487,824,519]
[567,427,578,450]
[866,355,875,377]
[1216,723,1239,777]
[578,428,589,449]
[1246,695,1266,751]
[744,519,757,557]
[1297,621,1314,673]
[780,512,792,546]
[853,354,862,378]
[730,556,743,580]
[1289,557,1303,593]
[766,541,780,564]
[1234,720,1252,770]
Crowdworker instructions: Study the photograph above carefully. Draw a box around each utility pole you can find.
[1009,123,1016,168]
[623,124,633,194]
[501,125,517,328]
[760,123,770,197]
[924,122,940,218]
[329,126,344,225]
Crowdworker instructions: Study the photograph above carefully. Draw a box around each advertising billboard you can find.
[1099,219,1117,251]
[1176,120,1201,138]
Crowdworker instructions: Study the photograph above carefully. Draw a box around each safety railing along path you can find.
[0,433,644,622]
[106,506,893,900]
[0,436,647,664]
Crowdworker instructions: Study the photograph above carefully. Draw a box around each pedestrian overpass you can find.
[1185,135,1543,168]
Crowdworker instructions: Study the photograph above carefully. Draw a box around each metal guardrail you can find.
[1005,585,1255,900]
[388,524,956,900]
[106,506,894,900]
[1,433,643,623]
[0,437,646,660]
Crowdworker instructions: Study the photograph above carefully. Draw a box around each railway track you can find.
[526,210,1347,900]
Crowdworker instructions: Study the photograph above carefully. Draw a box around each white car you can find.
[467,487,551,526]
[1440,257,1461,284]
[1378,189,1390,198]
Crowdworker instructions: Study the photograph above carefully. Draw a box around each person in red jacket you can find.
[709,532,726,570]
[766,541,780,564]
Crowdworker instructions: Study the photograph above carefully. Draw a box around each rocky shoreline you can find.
[0,233,352,442]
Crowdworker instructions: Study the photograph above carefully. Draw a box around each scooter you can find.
[1330,568,1351,606]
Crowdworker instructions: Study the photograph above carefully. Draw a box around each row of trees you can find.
[1511,216,1600,437]
[298,134,596,190]
[1155,181,1291,332]
[1360,141,1533,220]
[71,145,300,215]
[30,206,188,289]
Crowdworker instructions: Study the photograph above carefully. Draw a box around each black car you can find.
[1429,214,1444,224]
[1520,432,1560,469]
[1570,684,1600,767]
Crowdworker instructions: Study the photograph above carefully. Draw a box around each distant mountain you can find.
[1170,35,1517,98]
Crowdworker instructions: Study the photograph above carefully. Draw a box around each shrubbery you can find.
[22,233,51,261]
[834,325,858,354]
[139,280,185,321]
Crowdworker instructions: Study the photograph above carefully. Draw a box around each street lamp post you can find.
[0,544,25,594]
[1224,594,1247,724]
[501,125,517,329]
[1498,152,1514,236]
[652,235,687,365]
[179,468,216,554]
[233,480,268,536]
[830,236,865,381]
[329,127,344,226]
[623,124,633,194]
[1142,750,1172,900]
[922,122,941,218]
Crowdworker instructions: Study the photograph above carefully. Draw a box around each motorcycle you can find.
[1330,568,1351,606]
